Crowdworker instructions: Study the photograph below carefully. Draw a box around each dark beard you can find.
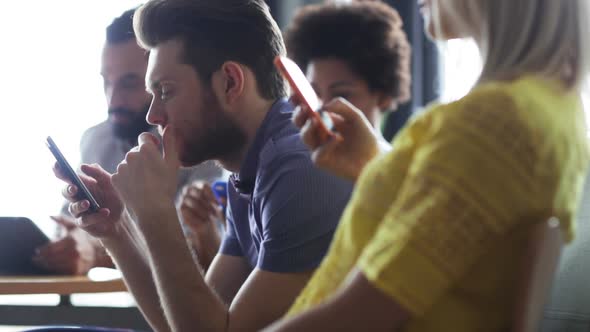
[180,94,247,166]
[108,104,152,142]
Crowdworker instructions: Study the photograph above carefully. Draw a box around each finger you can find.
[60,169,98,201]
[62,184,79,202]
[326,112,346,132]
[183,181,206,198]
[184,196,217,217]
[310,134,344,167]
[162,126,181,168]
[180,183,192,197]
[183,193,221,222]
[79,214,113,235]
[180,208,203,229]
[181,202,210,225]
[191,184,217,206]
[209,204,225,223]
[50,215,77,230]
[292,105,311,129]
[80,164,111,185]
[301,117,328,150]
[193,180,207,190]
[288,94,303,107]
[137,133,160,159]
[200,183,218,204]
[53,162,72,185]
[124,147,140,162]
[69,200,91,218]
[138,132,160,147]
[35,239,72,258]
[76,208,111,228]
[194,194,219,215]
[38,243,75,259]
[185,188,206,202]
[323,97,365,123]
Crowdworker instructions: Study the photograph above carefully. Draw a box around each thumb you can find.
[80,163,111,185]
[50,215,77,231]
[162,126,181,168]
[138,132,160,149]
[323,97,364,123]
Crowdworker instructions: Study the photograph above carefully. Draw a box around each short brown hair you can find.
[134,0,287,100]
[285,1,412,105]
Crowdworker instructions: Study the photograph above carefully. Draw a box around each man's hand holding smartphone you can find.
[47,137,124,238]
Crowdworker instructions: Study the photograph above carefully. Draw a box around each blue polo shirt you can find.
[219,99,353,273]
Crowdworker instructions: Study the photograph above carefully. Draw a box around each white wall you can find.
[0,1,142,236]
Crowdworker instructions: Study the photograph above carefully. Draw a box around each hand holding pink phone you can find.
[274,56,334,138]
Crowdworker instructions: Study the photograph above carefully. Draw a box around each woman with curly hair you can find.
[284,1,411,130]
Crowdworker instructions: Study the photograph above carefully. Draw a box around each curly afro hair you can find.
[285,1,412,106]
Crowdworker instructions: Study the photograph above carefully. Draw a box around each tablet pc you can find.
[0,217,51,275]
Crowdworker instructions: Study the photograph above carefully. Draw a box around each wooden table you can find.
[0,272,149,330]
[0,275,126,296]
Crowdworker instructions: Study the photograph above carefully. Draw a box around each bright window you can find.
[0,1,142,236]
[441,39,590,132]
[584,89,590,135]
[440,39,481,102]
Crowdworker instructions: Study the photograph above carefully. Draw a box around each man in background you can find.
[34,8,224,275]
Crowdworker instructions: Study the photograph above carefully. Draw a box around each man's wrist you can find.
[135,203,177,230]
[100,211,134,249]
[93,242,115,268]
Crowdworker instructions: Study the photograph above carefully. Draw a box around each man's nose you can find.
[146,99,166,126]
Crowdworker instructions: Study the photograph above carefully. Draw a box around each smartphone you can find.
[274,56,333,136]
[46,136,101,212]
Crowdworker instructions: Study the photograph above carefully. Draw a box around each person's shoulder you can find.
[418,78,537,139]
[80,121,112,144]
[255,101,352,192]
[446,81,520,118]
[441,76,578,122]
[258,101,312,170]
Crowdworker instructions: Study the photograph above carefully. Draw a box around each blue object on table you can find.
[211,180,228,217]
[211,180,228,203]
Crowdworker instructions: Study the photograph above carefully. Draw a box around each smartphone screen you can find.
[274,56,333,136]
[46,136,101,212]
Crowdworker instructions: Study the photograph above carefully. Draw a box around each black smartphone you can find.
[46,136,100,212]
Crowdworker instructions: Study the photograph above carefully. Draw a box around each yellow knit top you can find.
[288,76,590,331]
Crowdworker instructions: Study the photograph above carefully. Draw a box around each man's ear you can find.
[216,61,245,106]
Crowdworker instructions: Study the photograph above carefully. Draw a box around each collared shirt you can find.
[219,99,353,273]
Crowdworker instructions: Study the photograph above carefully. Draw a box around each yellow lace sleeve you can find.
[358,89,545,315]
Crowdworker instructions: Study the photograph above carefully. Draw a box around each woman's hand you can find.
[293,97,385,182]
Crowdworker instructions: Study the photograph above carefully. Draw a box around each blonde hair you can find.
[434,0,590,90]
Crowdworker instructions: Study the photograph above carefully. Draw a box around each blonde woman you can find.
[267,0,590,331]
